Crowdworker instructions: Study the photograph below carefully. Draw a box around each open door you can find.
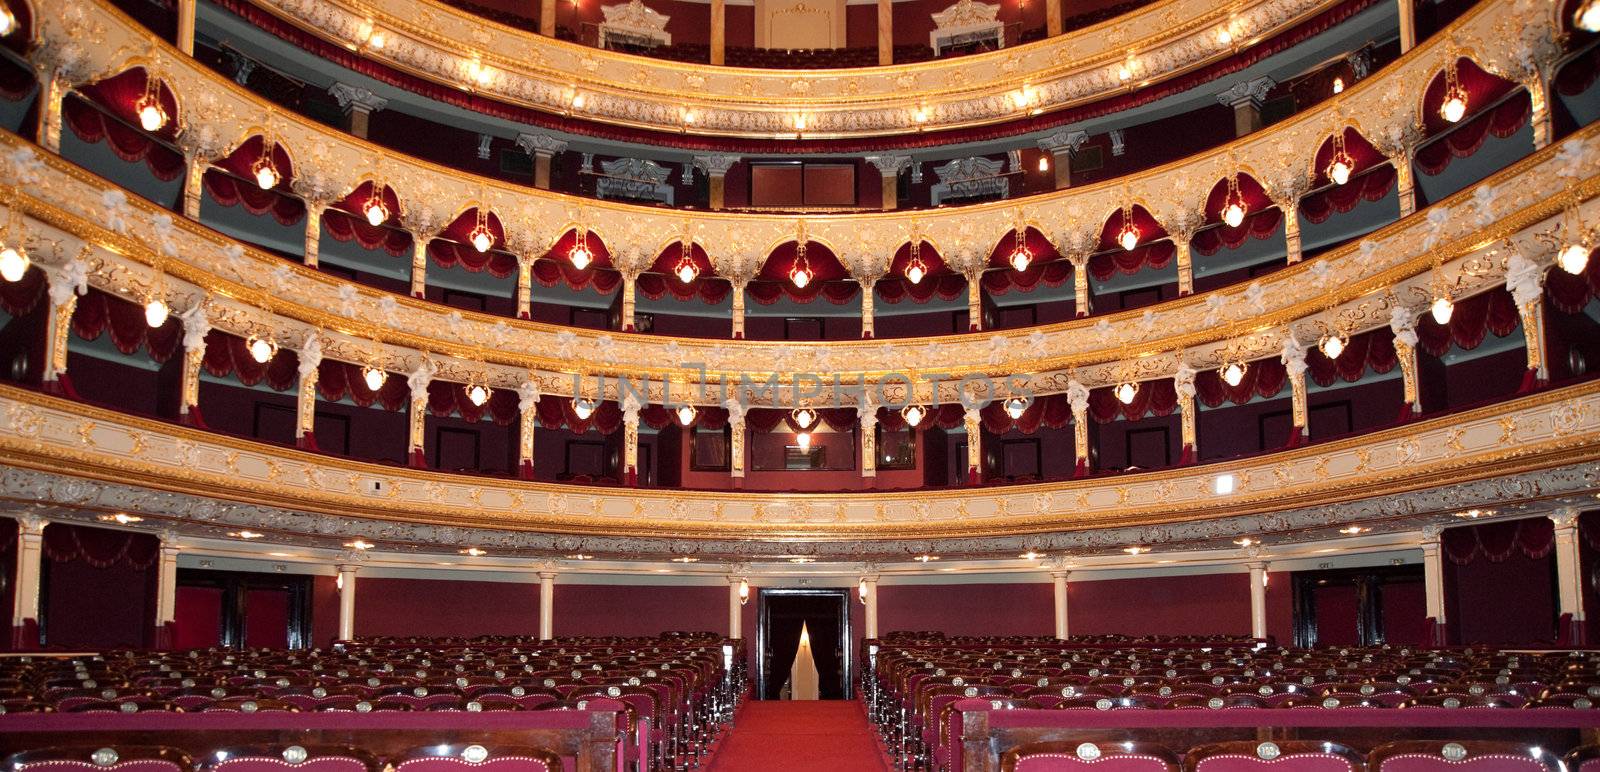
[756,588,851,700]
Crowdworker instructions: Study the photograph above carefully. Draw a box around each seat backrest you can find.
[4,746,193,772]
[203,746,382,772]
[392,744,564,772]
[1370,741,1563,772]
[1186,741,1363,772]
[1002,741,1179,772]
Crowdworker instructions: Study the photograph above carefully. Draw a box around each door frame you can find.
[755,587,853,700]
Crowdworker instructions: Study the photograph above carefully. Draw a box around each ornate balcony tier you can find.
[0,380,1595,555]
[6,119,1595,403]
[226,0,1369,140]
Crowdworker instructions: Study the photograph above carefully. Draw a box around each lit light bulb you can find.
[569,239,593,270]
[363,194,388,226]
[792,407,816,429]
[790,261,813,289]
[1115,382,1138,404]
[901,404,926,427]
[573,398,596,419]
[913,107,929,124]
[136,93,167,132]
[1328,156,1353,186]
[738,579,750,604]
[0,243,28,282]
[571,92,586,110]
[362,366,386,391]
[1008,245,1033,272]
[675,255,699,284]
[1430,295,1454,325]
[905,256,927,285]
[796,431,812,451]
[675,405,696,426]
[792,113,807,131]
[467,384,491,407]
[1221,362,1246,387]
[1222,201,1246,228]
[1331,76,1345,94]
[1217,27,1232,45]
[1117,64,1132,82]
[1577,0,1600,32]
[253,156,280,190]
[1320,334,1345,360]
[469,224,493,253]
[1037,155,1050,173]
[247,335,275,364]
[144,298,169,328]
[682,110,697,125]
[1558,243,1590,274]
[1004,397,1027,419]
[0,5,16,36]
[858,577,869,602]
[1118,223,1140,251]
[1439,88,1467,124]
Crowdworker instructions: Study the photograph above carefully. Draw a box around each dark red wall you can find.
[553,584,726,637]
[312,574,341,648]
[1447,550,1557,645]
[878,582,1053,637]
[353,577,540,638]
[43,555,155,649]
[1069,572,1252,637]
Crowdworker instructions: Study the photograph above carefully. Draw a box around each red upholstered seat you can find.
[203,746,381,772]
[1371,742,1563,772]
[1188,741,1362,772]
[393,745,562,772]
[4,746,192,772]
[1004,741,1179,772]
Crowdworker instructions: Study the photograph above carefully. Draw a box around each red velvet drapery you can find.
[638,404,729,430]
[315,359,411,410]
[428,209,517,278]
[1193,357,1289,407]
[1415,93,1532,176]
[749,241,856,305]
[201,329,298,391]
[1088,241,1177,281]
[638,242,729,303]
[1442,517,1554,565]
[0,266,46,317]
[321,208,414,256]
[1305,326,1397,387]
[1414,287,1521,357]
[1544,250,1600,313]
[425,380,520,424]
[63,68,183,180]
[535,394,622,434]
[1086,379,1179,423]
[980,262,1072,296]
[70,287,182,362]
[745,407,856,433]
[875,403,966,432]
[977,394,1071,434]
[1192,208,1284,255]
[42,523,159,570]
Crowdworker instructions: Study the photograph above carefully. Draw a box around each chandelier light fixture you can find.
[901,404,927,427]
[905,240,928,285]
[252,136,281,190]
[1114,381,1139,405]
[1558,207,1592,275]
[135,76,167,132]
[1439,60,1469,124]
[674,237,699,284]
[796,431,812,451]
[1220,360,1248,387]
[0,3,15,36]
[466,380,493,407]
[246,331,278,364]
[1332,76,1345,94]
[1319,331,1348,360]
[857,577,869,603]
[573,397,597,420]
[738,579,750,605]
[144,270,169,328]
[362,364,387,391]
[1430,294,1455,324]
[569,225,594,270]
[1577,0,1600,32]
[1221,174,1248,228]
[1117,204,1141,251]
[1003,397,1028,419]
[1008,227,1033,272]
[675,404,697,426]
[0,226,28,283]
[1325,131,1354,186]
[467,209,494,253]
[792,407,817,429]
[790,241,813,289]
[363,183,390,227]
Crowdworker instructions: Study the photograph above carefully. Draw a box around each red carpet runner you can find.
[704,699,891,772]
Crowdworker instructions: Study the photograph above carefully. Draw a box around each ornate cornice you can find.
[231,0,1351,139]
[0,380,1596,551]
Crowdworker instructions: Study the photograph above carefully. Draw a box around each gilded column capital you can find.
[328,82,390,115]
[1037,129,1089,154]
[692,154,739,177]
[864,155,913,176]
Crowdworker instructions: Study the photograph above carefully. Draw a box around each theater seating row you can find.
[3,743,565,772]
[1003,739,1597,772]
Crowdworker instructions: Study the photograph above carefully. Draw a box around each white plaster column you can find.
[517,380,539,479]
[42,261,87,389]
[1216,77,1275,137]
[622,395,641,486]
[177,304,210,426]
[1506,249,1550,384]
[517,133,568,191]
[694,155,739,210]
[1281,336,1309,443]
[1069,254,1092,317]
[11,516,46,649]
[155,535,180,647]
[865,155,912,210]
[295,334,322,449]
[725,400,747,478]
[963,406,983,485]
[1051,570,1070,640]
[1174,363,1197,463]
[406,360,436,467]
[728,577,745,638]
[965,268,985,331]
[1248,561,1268,640]
[860,404,878,478]
[1036,130,1087,190]
[329,83,389,140]
[1421,525,1447,645]
[1068,379,1090,475]
[1550,508,1586,644]
[539,570,557,639]
[862,576,879,638]
[1390,307,1422,416]
[337,564,359,641]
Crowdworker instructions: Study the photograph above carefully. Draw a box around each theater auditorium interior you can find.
[1,0,1600,767]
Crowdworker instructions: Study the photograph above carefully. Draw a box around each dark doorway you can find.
[1292,564,1426,648]
[756,588,851,700]
[174,569,312,650]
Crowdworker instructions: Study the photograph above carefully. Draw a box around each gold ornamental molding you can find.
[0,380,1597,541]
[5,118,1597,403]
[238,0,1352,139]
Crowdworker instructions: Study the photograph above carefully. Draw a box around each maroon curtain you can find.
[877,403,966,431]
[879,273,968,304]
[531,259,622,294]
[747,278,859,305]
[1415,287,1521,357]
[1088,241,1177,281]
[1086,379,1179,423]
[636,273,731,304]
[62,67,184,181]
[425,380,518,424]
[534,394,621,434]
[316,359,410,410]
[639,404,728,429]
[429,240,519,278]
[70,288,182,362]
[980,261,1073,296]
[322,208,413,257]
[1306,326,1397,387]
[42,523,159,570]
[0,265,46,317]
[744,407,855,433]
[1300,165,1397,224]
[1543,249,1600,314]
[976,394,1072,434]
[201,330,298,391]
[751,241,854,305]
[1415,92,1532,176]
[1443,517,1554,565]
[202,171,307,226]
[1193,357,1288,407]
[1191,208,1284,255]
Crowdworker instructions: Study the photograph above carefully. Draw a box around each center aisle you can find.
[703,699,892,772]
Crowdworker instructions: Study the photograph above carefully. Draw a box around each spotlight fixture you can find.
[1003,397,1028,419]
[98,513,143,525]
[362,365,387,391]
[0,239,29,283]
[566,553,594,560]
[738,578,750,604]
[1116,204,1140,251]
[467,209,494,253]
[460,547,487,557]
[1037,155,1050,173]
[913,106,929,124]
[1019,550,1044,560]
[135,77,167,132]
[573,398,597,420]
[0,3,16,36]
[1339,526,1369,534]
[672,557,700,563]
[1331,76,1345,94]
[1439,61,1468,123]
[788,557,815,564]
[246,332,278,364]
[1454,508,1495,519]
[570,92,586,110]
[566,224,595,270]
[913,554,939,562]
[1325,131,1354,186]
[1558,207,1592,274]
[791,407,817,429]
[1114,381,1138,405]
[1430,294,1455,325]
[1220,361,1248,387]
[905,240,928,285]
[230,530,264,539]
[345,540,374,550]
[1221,174,1248,228]
[1319,332,1347,360]
[252,141,281,190]
[1008,228,1033,272]
[144,295,170,328]
[675,404,697,426]
[901,404,927,428]
[1123,546,1149,555]
[1234,537,1254,547]
[1577,0,1600,32]
[363,185,389,226]
[796,431,812,451]
[1217,26,1232,45]
[466,382,492,407]
[674,238,699,283]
